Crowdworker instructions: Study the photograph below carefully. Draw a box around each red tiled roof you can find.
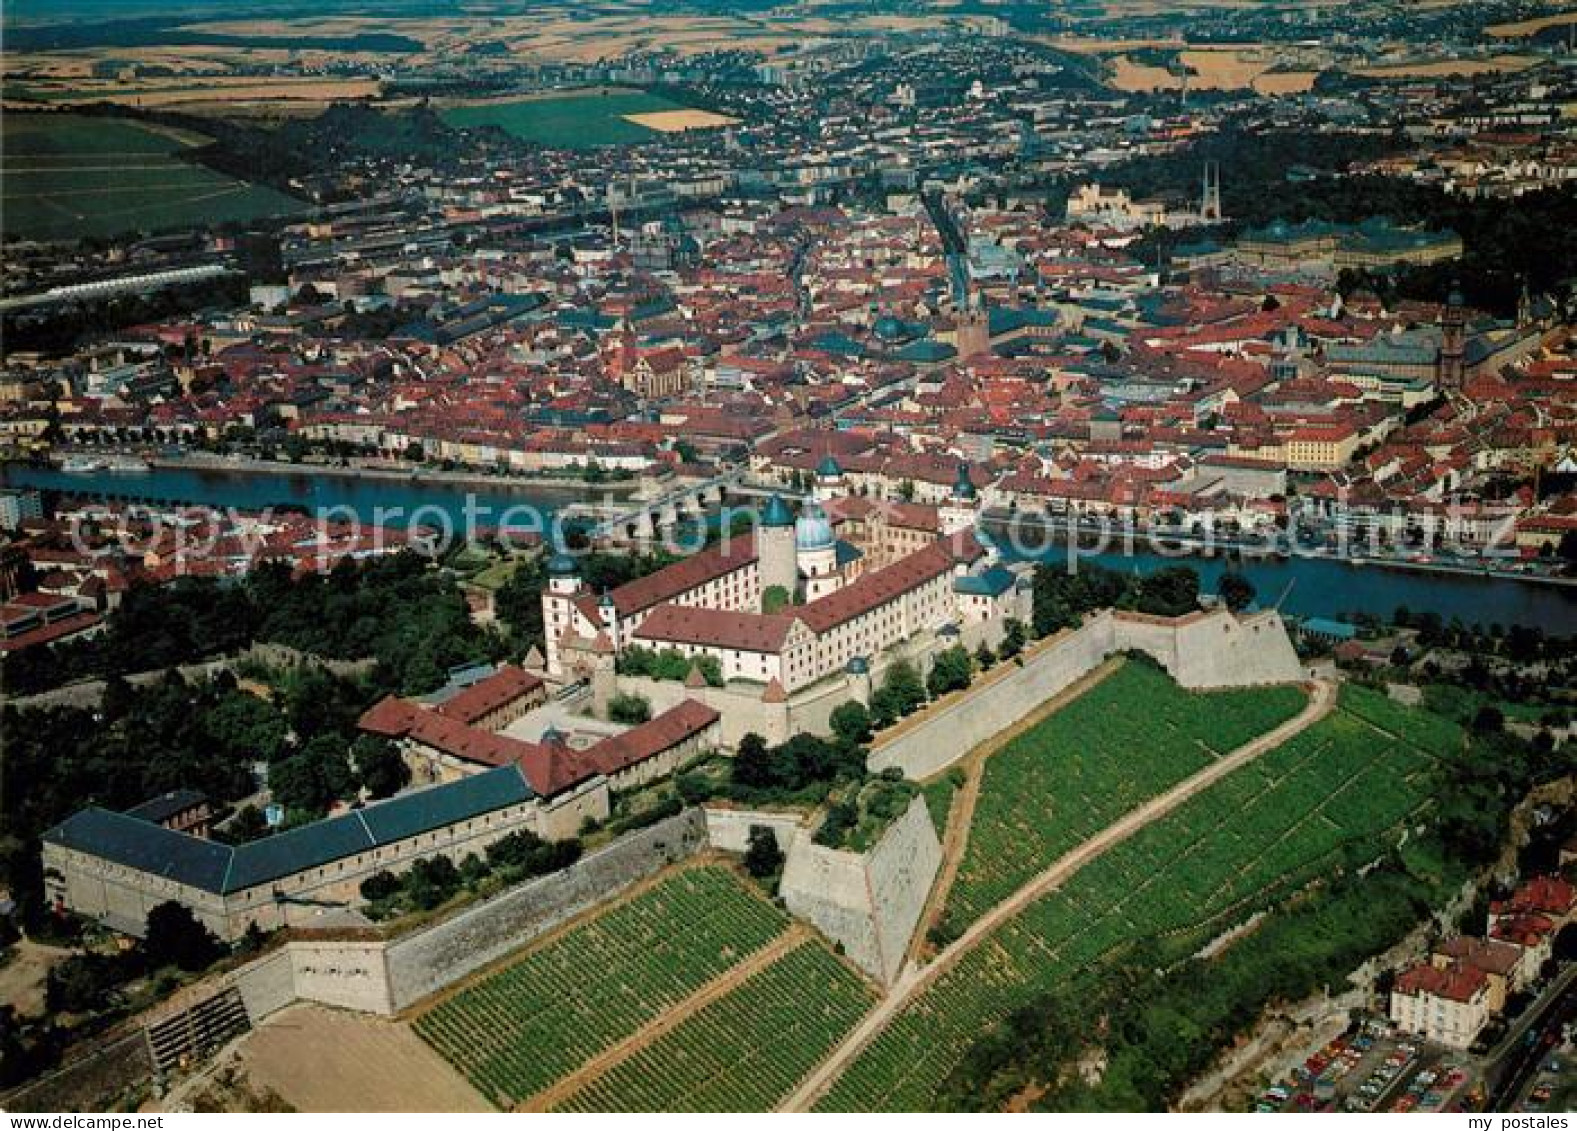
[1395,960,1487,1003]
[798,538,959,634]
[582,699,719,777]
[1435,936,1523,977]
[633,604,797,653]
[433,664,544,726]
[609,537,758,617]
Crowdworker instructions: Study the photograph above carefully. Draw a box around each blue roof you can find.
[953,566,1014,597]
[761,494,795,527]
[45,765,537,896]
[45,809,231,893]
[1299,616,1358,640]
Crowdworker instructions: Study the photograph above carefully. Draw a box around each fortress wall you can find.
[862,795,943,984]
[868,608,1304,780]
[232,948,298,1022]
[287,939,394,1015]
[868,613,1117,779]
[702,806,804,855]
[612,674,792,748]
[1113,608,1305,688]
[779,795,941,985]
[382,807,706,1012]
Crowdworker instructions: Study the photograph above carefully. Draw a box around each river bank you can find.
[140,453,641,497]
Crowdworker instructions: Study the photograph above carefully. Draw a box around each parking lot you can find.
[1257,1018,1476,1113]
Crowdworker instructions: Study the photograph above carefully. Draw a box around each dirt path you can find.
[0,938,73,1015]
[781,679,1335,1112]
[234,1003,491,1112]
[908,657,1123,965]
[520,925,812,1112]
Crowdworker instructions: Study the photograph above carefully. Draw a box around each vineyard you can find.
[553,939,876,1111]
[414,865,788,1108]
[818,695,1446,1111]
[944,662,1308,926]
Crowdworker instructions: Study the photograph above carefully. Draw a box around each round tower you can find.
[796,500,841,601]
[940,460,980,535]
[757,494,798,604]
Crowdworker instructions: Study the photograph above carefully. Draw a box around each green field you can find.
[818,688,1444,1111]
[554,939,876,1112]
[944,662,1308,928]
[414,865,790,1109]
[2,113,303,241]
[438,88,689,148]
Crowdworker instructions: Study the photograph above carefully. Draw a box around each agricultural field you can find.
[414,865,789,1109]
[438,88,712,148]
[944,661,1308,927]
[2,113,302,241]
[553,939,875,1112]
[818,695,1445,1111]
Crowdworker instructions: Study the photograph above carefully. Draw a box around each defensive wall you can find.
[778,795,942,985]
[141,809,708,1035]
[870,608,1305,779]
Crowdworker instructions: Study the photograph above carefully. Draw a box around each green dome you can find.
[953,461,977,500]
[547,553,578,576]
[761,494,795,527]
[817,454,843,478]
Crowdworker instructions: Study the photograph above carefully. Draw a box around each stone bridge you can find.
[581,469,747,543]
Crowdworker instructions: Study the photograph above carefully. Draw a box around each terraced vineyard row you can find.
[415,865,788,1108]
[817,699,1443,1111]
[946,662,1308,926]
[554,939,876,1112]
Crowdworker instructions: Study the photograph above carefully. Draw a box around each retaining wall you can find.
[779,796,941,985]
[382,808,707,1011]
[870,608,1305,779]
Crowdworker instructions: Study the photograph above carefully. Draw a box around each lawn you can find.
[818,693,1445,1111]
[943,661,1308,928]
[413,865,789,1108]
[553,939,875,1112]
[438,88,692,148]
[2,113,303,241]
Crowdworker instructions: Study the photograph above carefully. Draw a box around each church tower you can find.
[1439,286,1467,391]
[814,454,846,502]
[956,297,990,360]
[796,500,842,601]
[542,552,582,676]
[757,494,798,604]
[940,461,980,536]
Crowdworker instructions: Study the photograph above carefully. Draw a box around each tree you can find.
[353,735,409,800]
[1471,705,1506,735]
[359,870,401,902]
[144,901,224,972]
[829,700,873,748]
[1000,619,1028,659]
[974,641,997,671]
[224,804,269,844]
[762,585,792,614]
[1136,567,1200,617]
[927,646,973,699]
[608,692,652,725]
[880,659,927,717]
[743,825,784,878]
[1217,569,1256,613]
[733,732,774,789]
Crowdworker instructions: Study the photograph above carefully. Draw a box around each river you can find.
[6,461,1576,634]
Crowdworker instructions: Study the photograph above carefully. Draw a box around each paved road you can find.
[781,678,1337,1111]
